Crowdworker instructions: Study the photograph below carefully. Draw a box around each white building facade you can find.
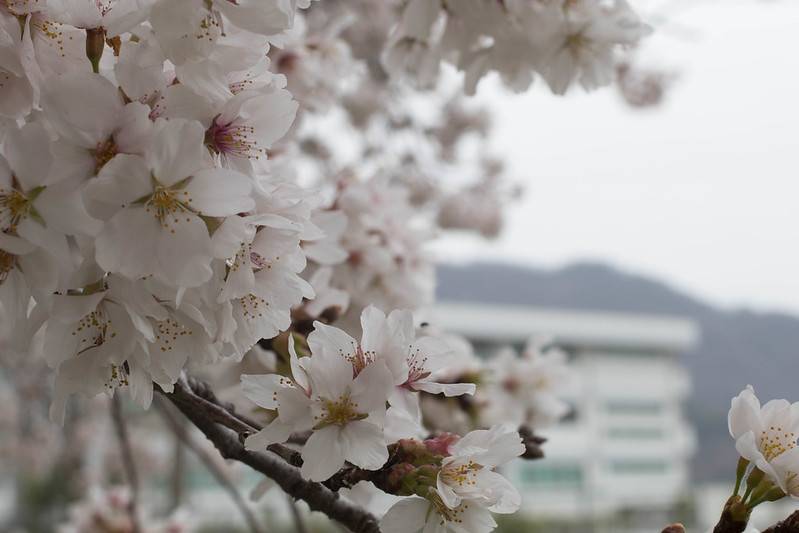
[428,302,700,522]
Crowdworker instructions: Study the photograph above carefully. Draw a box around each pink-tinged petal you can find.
[155,84,216,125]
[0,72,33,119]
[155,215,213,287]
[102,0,154,37]
[210,216,250,265]
[113,102,155,154]
[41,72,122,146]
[90,154,153,205]
[49,348,113,424]
[454,426,525,468]
[386,308,416,342]
[221,259,256,300]
[4,123,52,191]
[0,231,36,255]
[241,373,294,409]
[340,421,388,470]
[414,382,476,397]
[244,427,275,451]
[237,87,297,147]
[456,504,497,533]
[734,430,759,464]
[185,169,254,216]
[147,119,207,185]
[771,446,799,496]
[411,336,454,372]
[18,247,63,303]
[127,362,154,410]
[95,208,159,278]
[351,360,394,415]
[305,345,356,400]
[380,497,430,533]
[308,321,359,363]
[46,0,103,28]
[34,180,103,237]
[359,305,388,349]
[212,0,293,36]
[274,387,314,427]
[288,335,311,393]
[484,473,521,513]
[16,217,70,259]
[301,426,345,481]
[388,387,421,421]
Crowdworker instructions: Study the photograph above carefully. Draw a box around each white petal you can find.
[340,421,388,471]
[185,169,254,216]
[148,119,207,185]
[41,72,122,146]
[301,426,345,481]
[95,208,159,278]
[380,497,430,533]
[241,373,292,409]
[4,122,52,191]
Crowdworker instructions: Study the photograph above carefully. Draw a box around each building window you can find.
[607,427,664,439]
[609,460,668,475]
[606,400,662,416]
[520,463,583,488]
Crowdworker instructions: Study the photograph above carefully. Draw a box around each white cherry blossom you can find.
[243,335,395,481]
[87,118,254,287]
[729,385,799,494]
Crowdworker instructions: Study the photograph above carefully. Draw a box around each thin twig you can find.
[161,379,381,533]
[154,396,267,533]
[286,493,311,533]
[110,394,143,533]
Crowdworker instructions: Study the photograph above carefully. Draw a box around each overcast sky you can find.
[434,0,799,315]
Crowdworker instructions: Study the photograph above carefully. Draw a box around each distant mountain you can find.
[436,261,799,481]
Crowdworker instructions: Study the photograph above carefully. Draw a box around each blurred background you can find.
[431,0,799,529]
[3,0,799,532]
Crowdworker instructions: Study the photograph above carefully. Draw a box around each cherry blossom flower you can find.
[243,335,395,481]
[380,426,524,533]
[40,72,154,179]
[308,306,474,419]
[437,426,524,513]
[86,118,253,287]
[729,385,799,496]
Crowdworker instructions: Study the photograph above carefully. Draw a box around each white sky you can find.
[434,0,799,315]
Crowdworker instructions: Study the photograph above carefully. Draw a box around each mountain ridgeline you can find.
[436,262,799,481]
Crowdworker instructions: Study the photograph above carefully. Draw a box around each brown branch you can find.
[161,378,381,533]
[174,376,383,492]
[763,510,799,533]
[712,496,750,533]
[110,394,143,533]
[518,425,546,460]
[154,396,267,533]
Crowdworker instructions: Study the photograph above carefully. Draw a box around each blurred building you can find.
[428,302,699,525]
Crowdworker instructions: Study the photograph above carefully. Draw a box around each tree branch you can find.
[161,378,381,533]
[762,510,799,533]
[110,394,143,533]
[154,396,267,533]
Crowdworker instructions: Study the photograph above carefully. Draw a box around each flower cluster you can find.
[59,485,192,533]
[242,306,476,481]
[418,335,572,435]
[0,0,328,423]
[1,1,632,531]
[727,386,799,504]
[379,426,525,533]
[384,0,652,95]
